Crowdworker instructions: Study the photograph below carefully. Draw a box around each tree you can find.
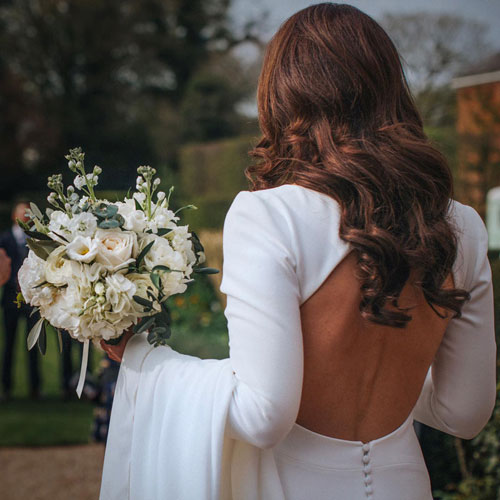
[0,0,259,197]
[381,13,492,127]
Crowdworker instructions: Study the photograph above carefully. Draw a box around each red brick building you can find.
[453,53,500,217]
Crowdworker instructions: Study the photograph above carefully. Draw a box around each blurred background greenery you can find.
[0,0,499,498]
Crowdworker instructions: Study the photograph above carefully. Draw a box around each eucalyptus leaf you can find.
[105,204,118,217]
[114,214,125,227]
[134,316,156,334]
[190,232,204,256]
[193,267,220,275]
[27,317,44,350]
[136,241,154,268]
[98,219,120,229]
[133,295,154,308]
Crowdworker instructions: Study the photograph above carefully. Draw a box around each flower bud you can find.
[157,191,165,201]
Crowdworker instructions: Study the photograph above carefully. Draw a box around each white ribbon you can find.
[76,339,90,398]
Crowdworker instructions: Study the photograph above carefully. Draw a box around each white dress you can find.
[100,184,496,500]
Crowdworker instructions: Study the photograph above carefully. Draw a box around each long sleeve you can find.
[413,204,497,439]
[220,191,304,449]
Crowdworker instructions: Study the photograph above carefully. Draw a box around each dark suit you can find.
[0,227,40,397]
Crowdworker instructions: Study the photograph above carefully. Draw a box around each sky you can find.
[231,0,500,47]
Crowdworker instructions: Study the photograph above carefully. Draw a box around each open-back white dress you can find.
[100,184,496,500]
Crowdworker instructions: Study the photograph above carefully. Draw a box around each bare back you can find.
[297,252,453,442]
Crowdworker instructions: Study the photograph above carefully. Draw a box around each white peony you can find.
[94,228,137,270]
[66,236,99,263]
[45,246,81,286]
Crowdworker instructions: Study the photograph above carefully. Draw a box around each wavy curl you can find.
[247,3,469,327]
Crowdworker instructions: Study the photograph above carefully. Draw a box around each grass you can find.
[0,275,228,446]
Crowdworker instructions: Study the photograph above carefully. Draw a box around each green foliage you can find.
[178,135,253,229]
[431,258,500,498]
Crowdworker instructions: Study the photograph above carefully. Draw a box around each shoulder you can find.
[448,200,489,289]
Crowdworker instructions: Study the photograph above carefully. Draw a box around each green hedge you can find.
[178,135,256,230]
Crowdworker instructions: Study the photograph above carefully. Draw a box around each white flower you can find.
[48,211,72,239]
[41,284,82,333]
[74,175,85,190]
[128,273,160,313]
[94,228,137,270]
[116,199,148,233]
[67,212,97,238]
[66,236,99,263]
[105,274,136,315]
[133,192,146,203]
[139,234,178,270]
[18,251,54,307]
[45,246,80,286]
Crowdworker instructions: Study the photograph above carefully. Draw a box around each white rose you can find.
[94,228,137,270]
[66,236,99,263]
[68,212,97,238]
[45,246,81,286]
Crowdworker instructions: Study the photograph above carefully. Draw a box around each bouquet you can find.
[17,148,217,396]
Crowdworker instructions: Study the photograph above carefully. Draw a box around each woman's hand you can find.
[100,328,134,363]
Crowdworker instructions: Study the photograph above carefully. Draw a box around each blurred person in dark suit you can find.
[0,249,11,287]
[0,202,41,400]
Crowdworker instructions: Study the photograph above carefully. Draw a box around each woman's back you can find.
[298,251,451,442]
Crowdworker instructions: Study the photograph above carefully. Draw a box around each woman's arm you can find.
[221,191,304,449]
[413,205,497,439]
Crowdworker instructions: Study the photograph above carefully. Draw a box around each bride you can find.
[100,4,496,499]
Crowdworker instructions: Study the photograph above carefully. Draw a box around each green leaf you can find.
[150,272,162,291]
[156,228,172,237]
[114,214,125,227]
[38,326,47,355]
[193,267,219,275]
[17,219,31,232]
[98,219,120,229]
[26,238,50,260]
[105,204,118,217]
[30,202,44,220]
[136,240,154,268]
[25,230,52,241]
[93,203,109,218]
[27,317,44,350]
[152,265,170,272]
[133,316,156,334]
[132,295,154,308]
[190,231,204,256]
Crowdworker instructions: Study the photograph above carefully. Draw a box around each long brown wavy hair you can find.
[247,3,469,327]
